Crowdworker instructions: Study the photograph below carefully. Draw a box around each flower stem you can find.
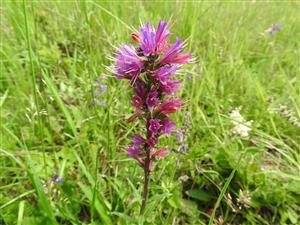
[140,149,150,215]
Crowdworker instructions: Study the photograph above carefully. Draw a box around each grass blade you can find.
[208,169,236,225]
[78,182,112,225]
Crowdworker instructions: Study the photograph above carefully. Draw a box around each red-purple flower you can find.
[157,98,183,115]
[148,119,161,135]
[146,136,158,149]
[155,20,170,54]
[133,78,147,99]
[131,95,143,110]
[115,45,145,80]
[161,79,181,94]
[138,20,170,56]
[152,65,177,84]
[160,117,176,136]
[146,87,159,110]
[152,148,169,158]
[140,22,156,56]
[127,145,143,157]
[159,39,191,65]
[132,134,145,147]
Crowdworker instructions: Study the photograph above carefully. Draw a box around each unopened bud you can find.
[131,33,140,42]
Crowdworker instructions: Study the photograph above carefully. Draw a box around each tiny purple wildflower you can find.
[100,85,107,93]
[274,25,282,31]
[177,129,184,144]
[93,91,99,97]
[180,144,188,152]
[266,24,282,36]
[53,174,64,183]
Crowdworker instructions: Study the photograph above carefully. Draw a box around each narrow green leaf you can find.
[27,172,58,224]
[78,182,112,225]
[208,169,236,225]
[41,69,76,136]
[186,189,212,202]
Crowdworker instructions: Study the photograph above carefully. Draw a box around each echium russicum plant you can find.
[112,20,191,215]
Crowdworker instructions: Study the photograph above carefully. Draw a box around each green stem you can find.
[23,0,47,177]
[140,148,151,215]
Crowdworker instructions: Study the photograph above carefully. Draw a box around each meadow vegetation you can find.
[1,1,299,224]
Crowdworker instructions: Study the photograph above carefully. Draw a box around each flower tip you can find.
[131,33,141,42]
[153,148,169,158]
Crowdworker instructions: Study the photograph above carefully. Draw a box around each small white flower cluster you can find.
[229,107,253,139]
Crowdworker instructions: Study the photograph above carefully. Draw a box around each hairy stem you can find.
[140,149,150,215]
[140,109,152,215]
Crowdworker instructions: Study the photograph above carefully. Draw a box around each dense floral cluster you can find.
[113,20,191,171]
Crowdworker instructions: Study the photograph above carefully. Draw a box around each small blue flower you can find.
[176,129,184,144]
[53,174,64,183]
[93,91,99,97]
[55,177,64,183]
[274,25,282,31]
[267,24,282,36]
[101,100,107,107]
[100,85,107,93]
[268,30,276,35]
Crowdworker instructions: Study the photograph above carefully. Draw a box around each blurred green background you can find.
[1,1,299,224]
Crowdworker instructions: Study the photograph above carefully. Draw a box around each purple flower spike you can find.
[161,117,176,136]
[115,44,145,80]
[111,20,191,215]
[149,119,161,135]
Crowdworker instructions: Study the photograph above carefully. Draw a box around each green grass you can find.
[1,1,300,224]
